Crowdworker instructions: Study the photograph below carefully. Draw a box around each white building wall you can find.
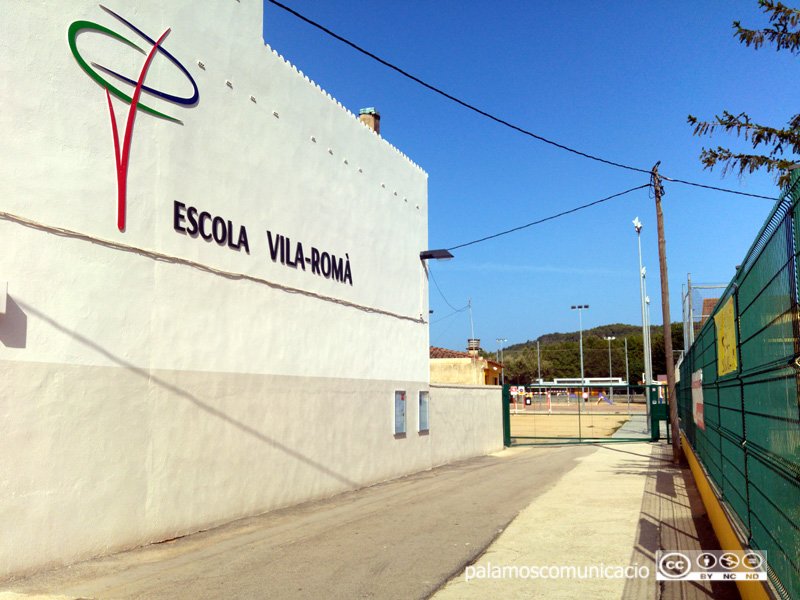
[0,0,502,579]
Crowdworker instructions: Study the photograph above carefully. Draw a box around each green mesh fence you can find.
[678,171,800,600]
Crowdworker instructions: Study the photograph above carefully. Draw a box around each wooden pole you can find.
[653,162,682,463]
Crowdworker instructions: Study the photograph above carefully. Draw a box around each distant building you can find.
[430,341,503,385]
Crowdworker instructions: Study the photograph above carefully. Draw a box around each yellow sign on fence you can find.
[714,297,738,376]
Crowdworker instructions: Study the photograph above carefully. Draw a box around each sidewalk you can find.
[433,442,739,600]
[0,441,737,600]
[612,413,669,439]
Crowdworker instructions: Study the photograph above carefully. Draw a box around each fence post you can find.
[502,384,511,447]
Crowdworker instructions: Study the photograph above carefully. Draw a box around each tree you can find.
[687,1,800,187]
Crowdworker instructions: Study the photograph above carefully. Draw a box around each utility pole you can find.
[653,162,682,463]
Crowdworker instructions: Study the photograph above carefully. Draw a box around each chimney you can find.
[467,339,481,357]
[359,107,380,135]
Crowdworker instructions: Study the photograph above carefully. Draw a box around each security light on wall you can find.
[419,249,453,261]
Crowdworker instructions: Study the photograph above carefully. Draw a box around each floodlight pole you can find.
[604,336,615,404]
[496,338,507,385]
[571,304,588,439]
[634,217,652,386]
[643,275,653,385]
[537,340,542,411]
[625,338,630,413]
[653,163,682,464]
[537,340,541,382]
[634,216,652,434]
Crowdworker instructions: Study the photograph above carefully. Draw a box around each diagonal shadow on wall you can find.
[18,300,358,488]
[0,297,28,348]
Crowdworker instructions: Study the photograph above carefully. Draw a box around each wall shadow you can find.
[19,300,357,488]
[0,297,27,348]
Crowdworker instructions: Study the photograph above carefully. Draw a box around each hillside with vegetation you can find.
[484,322,684,385]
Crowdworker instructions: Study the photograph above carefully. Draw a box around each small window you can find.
[418,391,429,432]
[394,391,406,435]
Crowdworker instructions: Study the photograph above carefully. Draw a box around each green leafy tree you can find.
[688,1,800,186]
[496,322,682,383]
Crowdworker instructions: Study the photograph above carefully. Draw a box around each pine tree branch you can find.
[733,1,800,53]
[697,146,795,186]
[687,1,800,187]
[760,0,800,27]
[687,112,800,156]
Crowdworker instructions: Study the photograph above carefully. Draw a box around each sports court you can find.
[507,385,654,443]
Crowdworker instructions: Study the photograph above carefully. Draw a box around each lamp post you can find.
[643,273,653,385]
[604,336,615,405]
[536,340,542,411]
[496,338,507,385]
[634,217,652,434]
[625,338,630,413]
[633,218,652,386]
[571,305,588,439]
[537,340,541,383]
[644,296,656,376]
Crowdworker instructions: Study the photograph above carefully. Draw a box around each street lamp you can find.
[625,338,630,412]
[644,296,656,376]
[634,217,652,433]
[604,336,615,405]
[419,249,453,261]
[643,271,654,385]
[496,338,507,385]
[537,340,541,383]
[571,305,589,410]
[633,217,651,386]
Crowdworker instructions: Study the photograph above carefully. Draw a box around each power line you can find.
[265,0,646,175]
[659,175,775,199]
[447,184,650,251]
[428,265,467,311]
[265,0,780,201]
[432,306,469,324]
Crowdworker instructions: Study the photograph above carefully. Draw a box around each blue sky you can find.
[262,0,793,352]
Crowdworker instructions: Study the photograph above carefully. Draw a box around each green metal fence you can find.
[678,170,800,600]
[502,384,659,446]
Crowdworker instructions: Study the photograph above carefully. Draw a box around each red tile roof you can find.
[430,345,472,359]
[698,297,720,329]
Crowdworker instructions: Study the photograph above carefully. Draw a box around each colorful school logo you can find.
[68,5,199,231]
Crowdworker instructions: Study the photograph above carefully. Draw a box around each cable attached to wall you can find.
[0,210,425,324]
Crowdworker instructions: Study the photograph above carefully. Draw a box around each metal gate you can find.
[502,383,667,446]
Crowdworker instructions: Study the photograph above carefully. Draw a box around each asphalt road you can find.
[2,445,595,600]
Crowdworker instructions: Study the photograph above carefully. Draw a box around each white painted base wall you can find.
[428,384,505,465]
[0,0,503,580]
[2,360,502,579]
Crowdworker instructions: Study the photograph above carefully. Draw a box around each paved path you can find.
[433,443,739,600]
[433,442,653,599]
[1,442,738,600]
[1,445,594,600]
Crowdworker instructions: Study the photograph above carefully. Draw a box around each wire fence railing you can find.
[677,169,800,600]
